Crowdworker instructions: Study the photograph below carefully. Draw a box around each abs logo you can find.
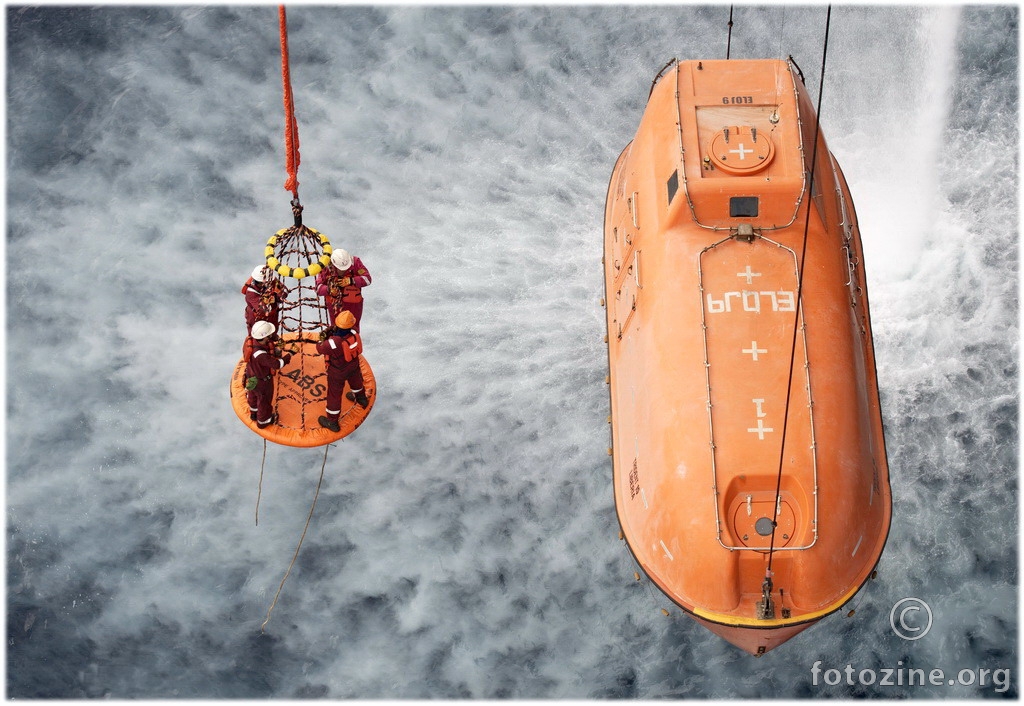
[890,597,933,641]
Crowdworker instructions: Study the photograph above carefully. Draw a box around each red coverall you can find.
[242,278,281,331]
[244,342,289,426]
[315,257,371,330]
[315,329,365,422]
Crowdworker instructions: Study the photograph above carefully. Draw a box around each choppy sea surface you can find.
[6,5,1017,698]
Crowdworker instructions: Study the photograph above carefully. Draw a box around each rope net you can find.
[267,223,333,432]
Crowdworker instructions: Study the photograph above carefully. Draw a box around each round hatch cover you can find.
[755,516,775,536]
[709,125,774,175]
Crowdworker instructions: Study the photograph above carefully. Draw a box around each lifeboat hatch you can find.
[730,495,796,549]
[708,125,774,175]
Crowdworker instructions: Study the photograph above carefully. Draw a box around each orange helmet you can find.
[334,311,357,329]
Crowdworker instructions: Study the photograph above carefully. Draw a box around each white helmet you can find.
[251,265,268,282]
[331,248,353,271]
[251,320,276,340]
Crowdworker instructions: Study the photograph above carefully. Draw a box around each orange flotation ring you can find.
[230,332,375,447]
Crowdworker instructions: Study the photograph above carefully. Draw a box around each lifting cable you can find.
[726,6,735,60]
[279,5,301,203]
[765,5,832,583]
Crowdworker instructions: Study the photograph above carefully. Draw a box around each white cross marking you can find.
[737,265,761,284]
[729,143,753,160]
[742,342,768,361]
[748,419,774,440]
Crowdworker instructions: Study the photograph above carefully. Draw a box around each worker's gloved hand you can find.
[282,353,292,365]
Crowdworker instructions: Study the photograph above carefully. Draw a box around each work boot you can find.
[249,411,258,422]
[257,413,277,429]
[318,415,340,432]
[346,390,370,408]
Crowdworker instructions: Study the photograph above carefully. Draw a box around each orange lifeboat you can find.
[603,59,891,655]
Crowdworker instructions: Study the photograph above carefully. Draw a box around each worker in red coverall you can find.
[243,265,283,331]
[316,310,368,432]
[245,320,292,429]
[315,248,371,331]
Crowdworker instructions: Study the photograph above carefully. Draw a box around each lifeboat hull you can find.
[603,59,891,654]
[696,617,815,656]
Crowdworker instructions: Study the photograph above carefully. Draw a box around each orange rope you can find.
[279,5,300,199]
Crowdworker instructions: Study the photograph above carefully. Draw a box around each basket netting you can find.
[269,224,332,431]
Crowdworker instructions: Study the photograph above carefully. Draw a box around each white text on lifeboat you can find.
[706,290,796,314]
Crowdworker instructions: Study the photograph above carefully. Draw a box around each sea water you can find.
[6,5,1017,698]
